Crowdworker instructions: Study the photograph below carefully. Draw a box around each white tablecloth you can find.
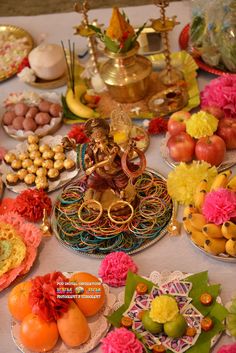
[0,2,235,352]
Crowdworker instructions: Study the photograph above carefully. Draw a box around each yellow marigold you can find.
[167,161,218,205]
[149,295,179,324]
[106,7,135,41]
[186,111,219,139]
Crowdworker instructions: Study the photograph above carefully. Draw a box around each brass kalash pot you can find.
[100,42,152,103]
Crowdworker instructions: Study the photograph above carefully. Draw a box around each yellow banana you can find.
[210,170,232,192]
[226,175,236,192]
[188,213,207,231]
[221,221,236,239]
[183,205,198,218]
[182,217,195,234]
[225,238,236,257]
[66,85,100,119]
[194,190,207,213]
[202,223,223,239]
[190,229,207,247]
[204,238,226,255]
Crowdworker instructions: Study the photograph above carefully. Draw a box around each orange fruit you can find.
[69,272,105,317]
[20,313,59,352]
[8,281,32,321]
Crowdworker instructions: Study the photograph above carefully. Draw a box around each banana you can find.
[210,169,232,192]
[190,229,207,247]
[183,205,198,218]
[66,85,100,119]
[221,221,236,239]
[225,238,236,257]
[182,217,194,234]
[193,179,208,212]
[188,213,207,231]
[202,223,223,239]
[226,175,236,192]
[204,238,226,255]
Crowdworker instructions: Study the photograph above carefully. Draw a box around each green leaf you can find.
[104,35,120,53]
[88,24,103,35]
[135,22,147,40]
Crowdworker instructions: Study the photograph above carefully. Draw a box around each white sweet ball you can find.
[28,43,66,80]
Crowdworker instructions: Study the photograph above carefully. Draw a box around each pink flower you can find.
[101,328,143,353]
[202,188,236,225]
[201,76,236,118]
[217,343,236,353]
[98,251,138,287]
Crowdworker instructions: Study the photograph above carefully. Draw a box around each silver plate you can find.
[189,235,236,263]
[52,168,175,258]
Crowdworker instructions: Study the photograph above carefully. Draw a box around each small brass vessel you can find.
[100,43,152,103]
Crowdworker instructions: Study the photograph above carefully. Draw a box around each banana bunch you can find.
[62,84,100,123]
[183,169,236,257]
[226,297,236,337]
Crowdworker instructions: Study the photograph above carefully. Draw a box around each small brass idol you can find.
[40,209,52,237]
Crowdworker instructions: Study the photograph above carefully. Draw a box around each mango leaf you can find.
[104,35,120,53]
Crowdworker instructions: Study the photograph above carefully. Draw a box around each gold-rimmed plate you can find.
[0,24,33,81]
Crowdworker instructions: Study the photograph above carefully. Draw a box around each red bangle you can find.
[121,147,146,180]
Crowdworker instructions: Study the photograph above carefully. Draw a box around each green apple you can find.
[142,310,163,334]
[164,313,187,338]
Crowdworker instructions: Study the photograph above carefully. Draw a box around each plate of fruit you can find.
[161,109,236,172]
[1,91,63,141]
[9,271,116,353]
[109,270,227,353]
[183,170,236,262]
[0,134,77,193]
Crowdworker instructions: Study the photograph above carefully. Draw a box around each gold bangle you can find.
[78,199,103,224]
[107,200,134,224]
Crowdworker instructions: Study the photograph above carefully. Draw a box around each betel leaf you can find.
[107,271,154,327]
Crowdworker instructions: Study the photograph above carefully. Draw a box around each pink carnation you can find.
[101,328,143,353]
[217,343,236,353]
[202,188,236,225]
[98,251,138,287]
[201,76,236,118]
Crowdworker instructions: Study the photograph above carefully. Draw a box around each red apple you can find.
[202,106,225,119]
[216,117,236,149]
[167,111,191,136]
[195,135,226,166]
[167,132,196,162]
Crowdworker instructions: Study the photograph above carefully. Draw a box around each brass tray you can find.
[52,168,175,258]
[0,24,33,81]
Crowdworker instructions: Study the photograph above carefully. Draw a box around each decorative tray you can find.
[11,273,117,353]
[52,169,174,258]
[97,51,200,118]
[111,270,227,353]
[0,24,33,81]
[160,133,236,172]
[25,72,67,90]
[0,135,78,193]
[179,24,236,76]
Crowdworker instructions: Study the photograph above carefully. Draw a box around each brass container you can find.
[100,43,152,103]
